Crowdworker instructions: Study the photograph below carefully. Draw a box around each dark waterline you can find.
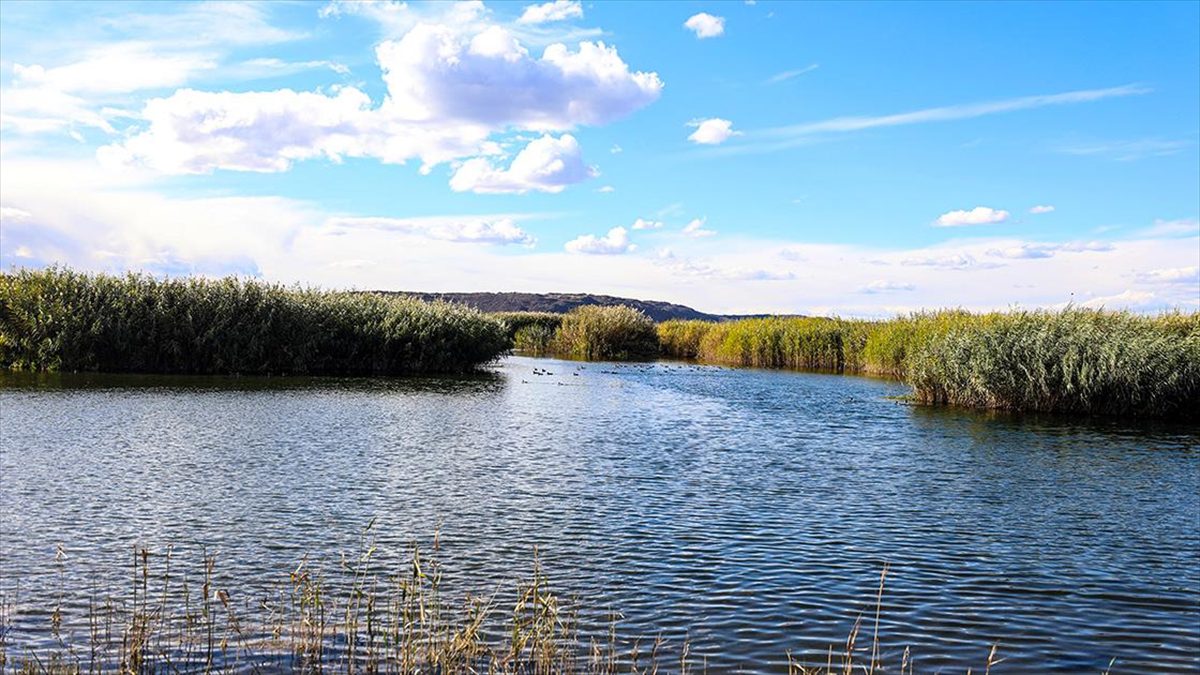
[1,356,1198,672]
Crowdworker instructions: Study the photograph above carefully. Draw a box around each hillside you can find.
[378,291,753,322]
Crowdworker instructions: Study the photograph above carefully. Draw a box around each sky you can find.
[1,0,1197,316]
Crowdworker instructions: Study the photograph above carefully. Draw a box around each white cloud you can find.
[935,206,1010,227]
[1141,218,1200,237]
[324,215,536,245]
[684,13,725,39]
[0,206,34,223]
[1055,138,1191,161]
[375,26,661,129]
[862,280,916,294]
[687,118,740,145]
[565,226,635,254]
[1029,204,1055,214]
[1,3,302,136]
[773,85,1147,138]
[899,252,985,269]
[450,134,595,194]
[1136,266,1199,284]
[631,218,663,230]
[765,64,818,85]
[1079,290,1158,309]
[710,85,1151,157]
[657,250,794,281]
[99,16,662,178]
[984,236,1113,257]
[11,46,215,96]
[98,87,379,174]
[517,0,583,25]
[987,240,1113,259]
[597,185,615,193]
[5,157,1196,317]
[682,217,716,238]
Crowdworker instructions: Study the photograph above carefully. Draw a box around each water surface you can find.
[1,356,1197,672]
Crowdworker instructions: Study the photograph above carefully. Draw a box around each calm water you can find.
[1,356,1198,672]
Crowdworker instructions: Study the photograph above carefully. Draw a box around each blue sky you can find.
[1,0,1197,315]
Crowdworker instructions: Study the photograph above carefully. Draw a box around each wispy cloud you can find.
[764,64,818,85]
[704,84,1150,156]
[1140,218,1199,237]
[1054,137,1191,161]
[987,240,1113,260]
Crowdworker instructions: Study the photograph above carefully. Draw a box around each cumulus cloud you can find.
[565,226,635,254]
[375,26,661,129]
[682,217,716,238]
[450,134,595,193]
[517,0,583,24]
[324,215,536,245]
[861,280,915,294]
[935,206,1010,227]
[1029,204,1055,214]
[597,185,615,193]
[684,13,725,38]
[100,16,662,179]
[687,118,739,145]
[631,218,663,230]
[98,87,378,174]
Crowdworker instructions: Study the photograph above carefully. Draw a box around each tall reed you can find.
[552,306,659,361]
[658,310,1199,419]
[905,309,1200,418]
[493,312,563,355]
[0,268,509,375]
[0,530,972,674]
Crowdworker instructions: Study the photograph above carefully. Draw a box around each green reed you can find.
[550,306,659,361]
[0,528,970,675]
[658,309,1199,419]
[0,267,509,375]
[493,312,564,355]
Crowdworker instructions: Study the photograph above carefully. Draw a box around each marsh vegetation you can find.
[2,268,1195,417]
[0,531,953,675]
[658,311,1200,419]
[0,268,508,375]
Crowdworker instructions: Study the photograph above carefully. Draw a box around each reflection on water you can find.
[1,356,1197,672]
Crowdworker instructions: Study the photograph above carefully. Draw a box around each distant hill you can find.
[376,291,768,322]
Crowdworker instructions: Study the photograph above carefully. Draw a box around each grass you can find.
[659,309,1199,419]
[0,268,509,375]
[0,527,990,675]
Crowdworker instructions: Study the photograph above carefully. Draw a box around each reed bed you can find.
[494,312,564,355]
[0,530,972,675]
[550,306,659,361]
[0,268,509,375]
[658,310,1199,419]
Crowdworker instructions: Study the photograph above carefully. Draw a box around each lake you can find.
[1,355,1197,672]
